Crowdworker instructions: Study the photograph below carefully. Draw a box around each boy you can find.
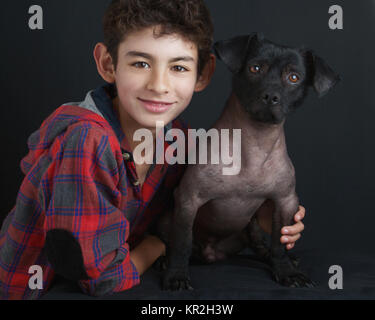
[0,0,305,300]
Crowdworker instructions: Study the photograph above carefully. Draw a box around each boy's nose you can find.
[146,70,170,94]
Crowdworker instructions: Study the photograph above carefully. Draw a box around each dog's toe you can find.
[162,268,194,291]
[291,273,316,288]
[273,270,316,288]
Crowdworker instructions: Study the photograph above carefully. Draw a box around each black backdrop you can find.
[0,0,374,256]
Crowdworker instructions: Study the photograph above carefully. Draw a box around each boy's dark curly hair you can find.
[103,0,214,76]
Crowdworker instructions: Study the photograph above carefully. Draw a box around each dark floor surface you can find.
[41,248,375,300]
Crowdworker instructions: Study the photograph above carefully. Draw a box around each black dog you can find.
[158,33,340,290]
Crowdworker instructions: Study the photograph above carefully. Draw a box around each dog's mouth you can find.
[254,114,283,124]
[247,105,285,124]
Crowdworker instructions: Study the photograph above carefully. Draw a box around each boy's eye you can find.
[132,62,150,69]
[172,66,188,72]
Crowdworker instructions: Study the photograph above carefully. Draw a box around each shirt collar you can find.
[90,83,174,154]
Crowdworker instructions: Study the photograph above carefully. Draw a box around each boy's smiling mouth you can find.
[138,98,176,113]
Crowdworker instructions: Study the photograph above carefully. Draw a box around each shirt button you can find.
[122,152,131,161]
[133,180,140,187]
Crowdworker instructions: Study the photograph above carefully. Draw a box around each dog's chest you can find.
[235,153,293,196]
[196,157,294,234]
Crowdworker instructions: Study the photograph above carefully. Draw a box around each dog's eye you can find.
[289,74,300,83]
[250,65,261,73]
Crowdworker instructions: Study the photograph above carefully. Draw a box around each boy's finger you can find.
[282,221,305,235]
[295,206,306,221]
[286,243,294,250]
[281,233,301,244]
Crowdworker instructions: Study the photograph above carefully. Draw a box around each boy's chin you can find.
[136,115,175,130]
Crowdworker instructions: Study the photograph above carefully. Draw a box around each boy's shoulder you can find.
[37,86,119,141]
[49,103,113,132]
[38,103,116,143]
[26,96,119,160]
[21,101,120,177]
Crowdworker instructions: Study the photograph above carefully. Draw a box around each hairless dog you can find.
[156,33,340,290]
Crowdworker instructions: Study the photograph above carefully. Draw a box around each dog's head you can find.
[214,33,341,124]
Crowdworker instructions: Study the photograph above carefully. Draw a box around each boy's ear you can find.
[93,42,116,83]
[305,50,341,98]
[195,53,216,92]
[213,33,263,74]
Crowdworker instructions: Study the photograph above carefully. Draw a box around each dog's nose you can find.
[262,92,280,106]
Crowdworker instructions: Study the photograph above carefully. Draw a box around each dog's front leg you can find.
[161,187,203,291]
[270,194,315,288]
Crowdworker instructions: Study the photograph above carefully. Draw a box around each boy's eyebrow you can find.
[126,51,195,63]
[169,56,195,63]
[126,51,153,60]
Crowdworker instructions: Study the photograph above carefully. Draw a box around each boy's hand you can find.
[280,206,306,250]
[256,201,306,250]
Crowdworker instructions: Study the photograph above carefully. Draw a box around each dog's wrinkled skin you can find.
[157,33,340,290]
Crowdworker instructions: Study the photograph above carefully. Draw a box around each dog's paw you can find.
[153,255,168,272]
[271,256,316,288]
[272,268,316,288]
[162,267,194,291]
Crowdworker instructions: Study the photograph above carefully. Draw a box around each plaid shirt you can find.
[0,83,189,299]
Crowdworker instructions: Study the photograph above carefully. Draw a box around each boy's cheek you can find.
[175,77,198,97]
[115,78,142,96]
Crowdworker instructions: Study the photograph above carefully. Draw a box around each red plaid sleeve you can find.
[42,121,140,296]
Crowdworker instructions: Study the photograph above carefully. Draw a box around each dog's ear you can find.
[214,33,263,74]
[305,50,341,98]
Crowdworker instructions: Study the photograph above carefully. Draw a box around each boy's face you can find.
[111,26,204,130]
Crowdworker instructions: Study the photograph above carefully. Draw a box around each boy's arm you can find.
[130,235,166,275]
[43,124,146,296]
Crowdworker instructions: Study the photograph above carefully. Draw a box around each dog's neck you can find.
[218,92,287,160]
